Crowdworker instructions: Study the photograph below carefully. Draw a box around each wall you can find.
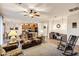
[38,22,48,37]
[0,16,3,45]
[4,19,22,35]
[48,16,67,34]
[67,12,79,45]
[4,16,41,34]
[48,13,79,45]
[4,17,48,37]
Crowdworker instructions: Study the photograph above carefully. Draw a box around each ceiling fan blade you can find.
[34,11,37,13]
[34,13,40,16]
[24,15,27,16]
[36,15,40,16]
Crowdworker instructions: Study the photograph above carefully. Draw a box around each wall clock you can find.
[56,24,61,28]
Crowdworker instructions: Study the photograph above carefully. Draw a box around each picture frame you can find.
[15,27,18,30]
[10,27,13,30]
[72,22,77,28]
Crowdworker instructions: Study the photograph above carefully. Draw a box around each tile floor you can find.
[19,40,79,56]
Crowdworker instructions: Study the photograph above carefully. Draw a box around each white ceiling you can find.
[0,3,79,22]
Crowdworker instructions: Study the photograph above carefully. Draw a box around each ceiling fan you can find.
[16,3,40,18]
[24,9,40,18]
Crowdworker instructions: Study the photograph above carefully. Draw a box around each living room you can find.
[0,3,79,56]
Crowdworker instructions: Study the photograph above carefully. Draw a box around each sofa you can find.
[3,44,18,52]
[1,44,22,56]
[6,48,22,56]
[49,32,67,41]
[21,36,44,49]
[0,47,6,56]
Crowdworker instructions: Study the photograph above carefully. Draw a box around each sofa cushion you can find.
[34,38,41,44]
[22,41,32,49]
[3,44,18,52]
[24,40,32,43]
[6,48,22,56]
[0,48,6,56]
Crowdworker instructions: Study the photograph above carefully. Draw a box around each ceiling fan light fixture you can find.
[29,13,34,18]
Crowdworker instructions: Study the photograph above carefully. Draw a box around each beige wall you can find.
[48,16,67,34]
[38,22,48,37]
[48,12,79,45]
[67,12,79,45]
[0,16,3,45]
[4,17,48,37]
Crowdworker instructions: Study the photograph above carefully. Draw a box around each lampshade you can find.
[8,30,17,36]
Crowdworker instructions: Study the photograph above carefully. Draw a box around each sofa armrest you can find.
[3,44,18,52]
[6,48,22,56]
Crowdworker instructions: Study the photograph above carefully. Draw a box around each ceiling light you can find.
[29,13,34,18]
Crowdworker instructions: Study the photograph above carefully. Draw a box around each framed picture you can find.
[10,27,13,30]
[43,26,46,29]
[72,22,77,28]
[15,27,18,30]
